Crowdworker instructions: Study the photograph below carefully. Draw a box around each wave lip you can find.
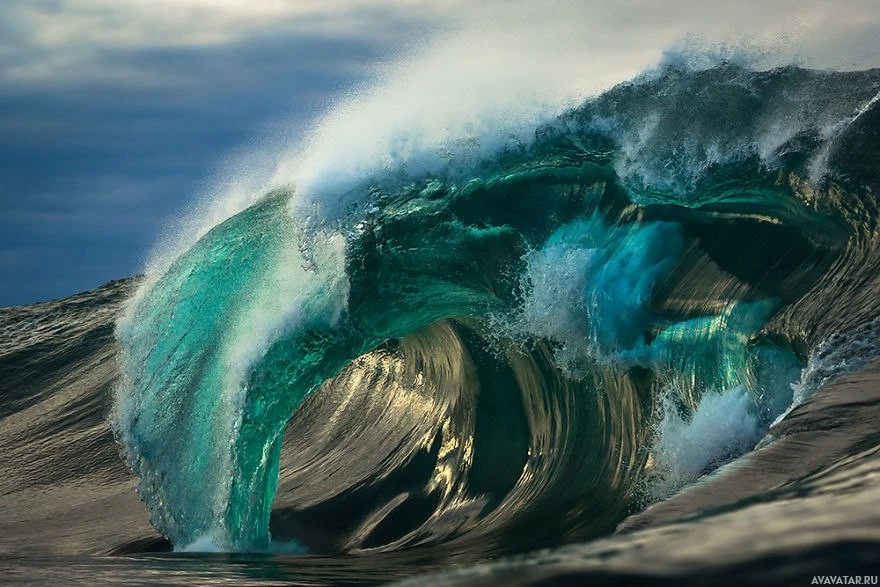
[114,63,880,554]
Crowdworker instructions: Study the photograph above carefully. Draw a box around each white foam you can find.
[176,534,224,553]
[771,316,880,428]
[648,385,762,500]
[517,245,595,349]
[808,88,880,182]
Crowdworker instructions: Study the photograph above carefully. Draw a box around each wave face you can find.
[114,64,880,554]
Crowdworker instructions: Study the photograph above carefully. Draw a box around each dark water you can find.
[3,63,880,584]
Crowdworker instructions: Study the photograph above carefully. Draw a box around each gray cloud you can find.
[0,0,462,84]
[0,22,435,305]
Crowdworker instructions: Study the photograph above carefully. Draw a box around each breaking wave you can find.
[113,62,880,557]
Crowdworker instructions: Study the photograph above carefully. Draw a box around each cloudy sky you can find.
[2,0,878,305]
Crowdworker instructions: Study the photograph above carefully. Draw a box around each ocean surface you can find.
[2,63,880,584]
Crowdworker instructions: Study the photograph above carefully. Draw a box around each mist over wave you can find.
[146,1,880,278]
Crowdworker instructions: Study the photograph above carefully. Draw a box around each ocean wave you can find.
[113,63,880,554]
